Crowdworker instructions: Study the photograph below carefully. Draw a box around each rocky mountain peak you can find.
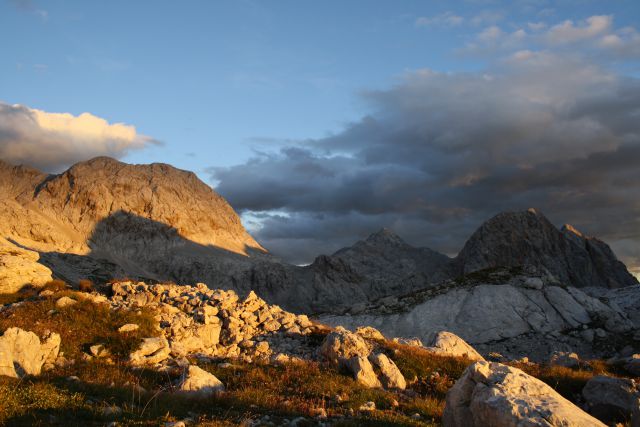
[364,228,407,247]
[561,223,584,238]
[456,209,637,289]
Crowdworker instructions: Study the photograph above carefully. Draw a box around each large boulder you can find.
[425,331,484,362]
[176,365,225,396]
[318,327,371,365]
[345,356,382,388]
[582,375,640,424]
[368,353,406,389]
[443,361,606,427]
[0,327,61,378]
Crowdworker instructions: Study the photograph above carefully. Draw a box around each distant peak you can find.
[365,228,406,246]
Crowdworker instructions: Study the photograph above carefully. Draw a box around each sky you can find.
[1,0,640,276]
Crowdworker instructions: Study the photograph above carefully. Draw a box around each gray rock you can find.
[0,327,61,378]
[443,361,606,427]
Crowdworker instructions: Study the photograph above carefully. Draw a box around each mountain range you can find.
[0,157,637,317]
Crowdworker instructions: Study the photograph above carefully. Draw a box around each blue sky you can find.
[2,0,638,172]
[2,0,640,272]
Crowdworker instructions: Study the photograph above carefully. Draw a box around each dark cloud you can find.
[211,52,640,270]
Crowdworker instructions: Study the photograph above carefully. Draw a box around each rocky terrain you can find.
[1,158,636,316]
[0,282,638,426]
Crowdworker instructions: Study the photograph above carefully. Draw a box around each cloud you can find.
[464,15,640,58]
[416,12,464,28]
[545,15,612,44]
[211,53,640,271]
[0,102,159,172]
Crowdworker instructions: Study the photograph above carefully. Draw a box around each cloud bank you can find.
[211,52,640,268]
[0,102,158,172]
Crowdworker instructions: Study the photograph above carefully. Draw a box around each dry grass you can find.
[0,290,158,360]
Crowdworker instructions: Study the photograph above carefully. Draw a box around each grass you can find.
[0,289,158,360]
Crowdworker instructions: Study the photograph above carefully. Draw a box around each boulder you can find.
[368,353,406,389]
[55,296,77,308]
[118,324,139,333]
[443,361,606,427]
[355,326,385,341]
[582,375,640,424]
[549,351,580,368]
[176,365,224,396]
[0,327,61,378]
[318,327,371,365]
[129,337,170,365]
[425,331,484,362]
[345,356,382,388]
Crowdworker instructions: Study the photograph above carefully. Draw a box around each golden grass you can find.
[0,291,158,360]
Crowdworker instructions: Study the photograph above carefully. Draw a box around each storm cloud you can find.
[211,52,640,269]
[0,102,158,173]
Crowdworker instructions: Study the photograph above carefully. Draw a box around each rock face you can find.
[443,361,606,427]
[0,327,60,378]
[320,267,635,361]
[455,209,637,289]
[0,237,52,293]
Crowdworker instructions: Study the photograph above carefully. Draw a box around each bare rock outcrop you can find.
[0,237,52,293]
[455,209,637,289]
[0,327,61,378]
[443,361,606,427]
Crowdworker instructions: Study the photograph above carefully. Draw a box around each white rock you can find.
[345,355,381,388]
[443,361,606,427]
[368,353,406,389]
[425,331,484,362]
[0,327,61,378]
[176,365,224,396]
[129,337,170,365]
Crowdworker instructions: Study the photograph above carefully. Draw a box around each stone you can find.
[582,375,640,424]
[55,296,77,308]
[0,237,53,294]
[354,326,385,341]
[0,327,61,378]
[359,401,376,411]
[425,331,484,362]
[443,361,606,427]
[129,337,170,365]
[549,351,581,368]
[368,353,406,389]
[118,323,139,333]
[392,337,423,347]
[318,327,371,366]
[175,365,225,396]
[345,356,381,388]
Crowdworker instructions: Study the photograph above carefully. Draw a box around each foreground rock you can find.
[443,361,606,427]
[115,282,319,364]
[582,375,640,425]
[425,331,484,362]
[318,327,405,389]
[0,327,60,378]
[176,365,225,396]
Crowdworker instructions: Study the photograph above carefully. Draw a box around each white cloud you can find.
[0,102,159,172]
[416,12,464,28]
[545,15,612,44]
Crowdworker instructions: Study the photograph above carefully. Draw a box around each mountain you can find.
[454,208,637,289]
[0,158,636,314]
